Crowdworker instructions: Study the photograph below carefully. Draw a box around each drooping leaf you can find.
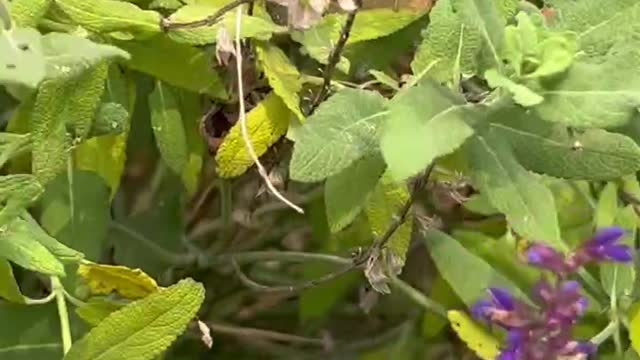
[490,106,640,180]
[325,154,386,233]
[18,212,84,262]
[380,81,474,180]
[448,310,500,360]
[423,229,525,305]
[547,0,640,58]
[115,35,226,98]
[53,0,161,39]
[9,0,53,27]
[149,81,188,175]
[365,173,413,265]
[40,171,111,261]
[167,4,285,45]
[465,128,562,247]
[0,259,24,303]
[64,278,205,360]
[484,69,543,106]
[534,52,640,128]
[41,32,130,80]
[289,89,387,182]
[78,263,159,300]
[255,41,304,120]
[0,27,45,89]
[0,217,65,276]
[216,92,290,178]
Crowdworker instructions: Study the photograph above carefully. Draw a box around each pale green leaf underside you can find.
[149,81,188,175]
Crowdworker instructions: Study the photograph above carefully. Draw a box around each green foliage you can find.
[64,279,204,360]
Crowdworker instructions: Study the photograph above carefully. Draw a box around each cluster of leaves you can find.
[2,0,640,358]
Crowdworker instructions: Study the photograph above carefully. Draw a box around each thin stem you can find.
[308,0,362,113]
[110,222,195,265]
[590,321,617,345]
[390,277,448,319]
[234,8,304,214]
[207,322,326,346]
[577,268,607,307]
[63,289,86,308]
[52,277,72,354]
[161,0,254,30]
[23,291,56,305]
[202,250,352,267]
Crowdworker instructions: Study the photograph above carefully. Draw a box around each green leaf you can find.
[89,102,128,138]
[64,278,205,360]
[0,303,63,358]
[503,11,539,76]
[175,89,204,195]
[76,297,124,326]
[484,69,543,106]
[115,35,226,98]
[325,154,386,233]
[524,35,577,79]
[216,92,290,178]
[596,182,618,229]
[490,106,640,180]
[293,9,424,70]
[289,89,387,182]
[78,262,159,300]
[0,259,24,303]
[41,32,130,80]
[0,174,43,226]
[9,0,52,28]
[0,27,45,89]
[547,0,640,58]
[40,171,111,261]
[365,173,412,264]
[149,81,188,175]
[448,310,500,360]
[0,132,32,169]
[465,128,562,247]
[166,4,285,45]
[54,0,161,39]
[380,81,474,180]
[423,229,524,305]
[452,0,506,67]
[255,41,304,121]
[18,213,84,262]
[601,204,636,298]
[534,51,640,128]
[411,0,483,83]
[64,62,110,140]
[0,217,65,276]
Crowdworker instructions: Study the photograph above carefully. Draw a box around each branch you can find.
[201,250,352,267]
[233,8,304,214]
[160,0,255,31]
[308,0,363,114]
[231,258,357,293]
[207,321,327,346]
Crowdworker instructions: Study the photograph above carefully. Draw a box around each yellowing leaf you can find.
[256,41,304,120]
[448,310,501,360]
[216,92,290,178]
[77,263,159,300]
[64,278,205,360]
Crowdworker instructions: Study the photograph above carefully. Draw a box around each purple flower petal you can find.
[604,244,633,262]
[471,299,492,321]
[589,227,625,246]
[526,243,568,273]
[489,287,515,311]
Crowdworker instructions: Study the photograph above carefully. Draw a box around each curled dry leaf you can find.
[364,248,402,294]
[215,27,235,66]
[337,0,357,11]
[267,0,330,29]
[197,320,213,348]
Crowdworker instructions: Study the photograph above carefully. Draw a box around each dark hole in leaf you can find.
[17,43,29,51]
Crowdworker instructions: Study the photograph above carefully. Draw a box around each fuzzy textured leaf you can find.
[485,69,543,106]
[0,217,65,276]
[465,128,562,247]
[290,89,387,182]
[149,81,188,175]
[78,263,159,300]
[381,81,474,180]
[256,41,304,120]
[216,92,290,178]
[9,0,53,27]
[325,154,386,233]
[64,278,205,360]
[115,35,226,98]
[0,27,45,89]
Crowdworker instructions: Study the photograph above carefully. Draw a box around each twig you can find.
[202,250,352,267]
[234,8,304,214]
[160,0,255,31]
[231,258,357,293]
[110,222,195,265]
[308,0,363,114]
[390,277,447,318]
[207,322,326,346]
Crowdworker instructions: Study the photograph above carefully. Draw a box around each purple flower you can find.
[526,244,569,274]
[471,288,533,329]
[580,227,632,262]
